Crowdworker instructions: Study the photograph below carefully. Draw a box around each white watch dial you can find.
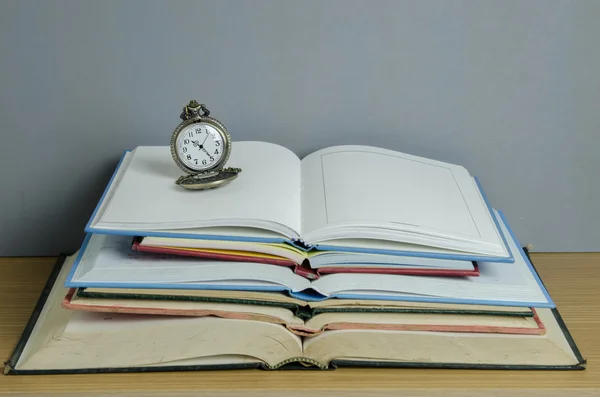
[176,123,225,171]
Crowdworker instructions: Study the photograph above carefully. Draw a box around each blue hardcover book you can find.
[68,209,550,308]
[85,142,513,263]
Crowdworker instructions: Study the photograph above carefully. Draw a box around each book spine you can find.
[291,239,313,251]
[293,262,319,280]
[264,357,328,370]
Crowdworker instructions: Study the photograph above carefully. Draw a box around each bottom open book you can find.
[4,254,586,374]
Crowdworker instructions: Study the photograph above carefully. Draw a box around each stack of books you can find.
[5,142,585,374]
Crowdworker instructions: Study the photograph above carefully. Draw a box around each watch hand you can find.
[192,140,202,150]
[201,147,210,156]
[201,131,210,146]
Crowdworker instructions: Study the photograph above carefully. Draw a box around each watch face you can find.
[175,122,226,172]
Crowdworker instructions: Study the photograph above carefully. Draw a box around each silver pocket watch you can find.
[170,100,241,190]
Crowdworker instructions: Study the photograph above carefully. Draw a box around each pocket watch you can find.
[170,100,241,190]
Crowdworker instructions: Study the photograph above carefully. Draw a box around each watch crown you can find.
[180,100,210,120]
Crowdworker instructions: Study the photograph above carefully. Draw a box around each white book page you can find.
[310,211,549,305]
[72,234,311,292]
[93,142,302,238]
[309,252,474,270]
[300,145,504,250]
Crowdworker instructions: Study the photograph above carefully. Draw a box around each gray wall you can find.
[1,0,599,256]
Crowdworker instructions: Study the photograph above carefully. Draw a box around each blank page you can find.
[311,210,550,305]
[301,145,503,247]
[92,142,302,236]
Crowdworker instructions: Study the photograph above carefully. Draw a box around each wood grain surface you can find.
[0,254,598,397]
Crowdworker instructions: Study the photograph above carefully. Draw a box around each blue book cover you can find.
[67,209,552,309]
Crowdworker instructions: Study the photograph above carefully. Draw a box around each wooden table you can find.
[1,254,599,397]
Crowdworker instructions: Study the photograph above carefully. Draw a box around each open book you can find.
[69,287,538,321]
[131,236,481,278]
[63,287,548,337]
[85,142,512,262]
[66,211,552,308]
[6,254,586,373]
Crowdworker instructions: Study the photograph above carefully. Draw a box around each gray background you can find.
[1,0,599,256]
